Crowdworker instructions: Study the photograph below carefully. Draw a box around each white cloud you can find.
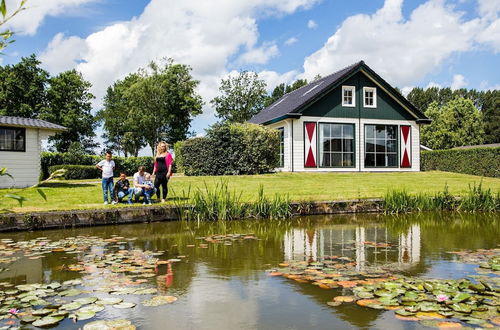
[451,74,467,90]
[258,69,301,92]
[307,19,318,29]
[4,0,99,35]
[284,37,298,46]
[39,0,318,113]
[400,86,414,97]
[426,81,442,89]
[302,0,482,87]
[237,42,279,65]
[477,0,500,20]
[479,80,500,91]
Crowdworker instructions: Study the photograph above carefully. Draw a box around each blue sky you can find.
[2,0,499,154]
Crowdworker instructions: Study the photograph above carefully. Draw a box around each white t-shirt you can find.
[97,159,115,178]
[133,172,145,186]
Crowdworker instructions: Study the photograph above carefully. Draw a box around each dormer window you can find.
[363,87,377,108]
[342,86,355,107]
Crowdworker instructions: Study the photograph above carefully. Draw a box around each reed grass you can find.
[384,183,499,213]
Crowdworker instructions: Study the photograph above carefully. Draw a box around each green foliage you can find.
[0,56,97,152]
[211,71,268,122]
[459,183,499,212]
[0,55,49,118]
[265,79,308,107]
[40,152,154,179]
[384,184,499,213]
[0,0,27,53]
[173,181,291,221]
[48,165,98,180]
[421,147,500,178]
[124,58,203,154]
[97,73,145,156]
[407,86,499,144]
[175,122,279,176]
[40,69,97,152]
[421,98,485,149]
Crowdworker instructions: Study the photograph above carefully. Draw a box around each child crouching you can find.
[142,173,156,205]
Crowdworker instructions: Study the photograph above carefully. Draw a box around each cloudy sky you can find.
[2,0,499,151]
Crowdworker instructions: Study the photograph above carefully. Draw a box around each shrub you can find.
[421,147,500,178]
[41,152,155,179]
[48,165,100,180]
[175,122,279,176]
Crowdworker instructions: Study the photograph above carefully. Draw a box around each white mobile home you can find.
[0,116,66,188]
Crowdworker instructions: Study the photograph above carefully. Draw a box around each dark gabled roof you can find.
[249,61,430,125]
[0,116,66,131]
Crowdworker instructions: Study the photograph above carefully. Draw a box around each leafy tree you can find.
[264,79,308,107]
[40,69,97,152]
[98,73,145,157]
[0,54,49,118]
[126,59,203,154]
[211,71,267,123]
[421,98,485,149]
[480,90,500,144]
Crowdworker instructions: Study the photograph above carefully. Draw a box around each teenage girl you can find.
[152,141,173,202]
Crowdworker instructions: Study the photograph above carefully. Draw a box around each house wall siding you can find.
[0,128,55,188]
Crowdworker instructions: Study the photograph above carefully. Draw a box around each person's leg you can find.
[162,176,168,199]
[134,188,143,202]
[101,178,107,202]
[117,191,125,202]
[154,175,161,199]
[106,178,114,203]
[127,188,135,204]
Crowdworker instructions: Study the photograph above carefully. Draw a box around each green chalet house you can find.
[249,61,431,172]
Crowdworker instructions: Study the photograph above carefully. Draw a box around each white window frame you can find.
[342,86,356,107]
[363,87,377,108]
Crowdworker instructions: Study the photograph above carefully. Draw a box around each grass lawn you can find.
[1,171,499,213]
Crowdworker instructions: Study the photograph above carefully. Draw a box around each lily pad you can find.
[32,315,64,327]
[74,297,98,305]
[113,302,136,309]
[142,295,178,307]
[97,297,123,305]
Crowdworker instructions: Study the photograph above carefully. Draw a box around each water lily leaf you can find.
[133,288,157,295]
[59,289,82,297]
[452,293,471,303]
[74,297,98,305]
[83,319,135,330]
[113,302,136,309]
[32,308,55,316]
[142,295,177,307]
[436,321,463,328]
[60,301,82,311]
[326,301,342,307]
[79,305,105,313]
[333,296,355,303]
[416,312,446,319]
[20,315,39,323]
[357,299,381,307]
[75,309,96,320]
[32,315,64,327]
[97,297,123,305]
[395,309,415,316]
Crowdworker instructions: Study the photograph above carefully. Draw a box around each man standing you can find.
[96,151,115,205]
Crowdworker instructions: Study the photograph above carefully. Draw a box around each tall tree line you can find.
[98,59,203,156]
[0,54,97,152]
[407,87,499,147]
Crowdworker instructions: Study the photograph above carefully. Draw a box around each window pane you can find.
[365,125,375,139]
[365,153,375,167]
[323,138,331,152]
[343,124,354,138]
[376,126,386,138]
[387,126,396,139]
[332,124,341,137]
[343,153,353,167]
[343,139,353,152]
[366,140,375,152]
[387,140,396,152]
[332,153,342,167]
[376,153,386,167]
[322,124,330,139]
[322,153,330,167]
[376,139,386,152]
[387,154,397,167]
[332,138,342,152]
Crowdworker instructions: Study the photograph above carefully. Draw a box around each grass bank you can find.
[1,171,500,213]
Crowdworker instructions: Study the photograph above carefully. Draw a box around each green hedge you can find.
[175,122,279,176]
[421,147,500,178]
[49,165,100,180]
[41,152,154,179]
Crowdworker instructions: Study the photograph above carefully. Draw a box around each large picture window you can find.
[0,126,25,152]
[364,125,397,167]
[319,123,354,167]
[278,127,284,168]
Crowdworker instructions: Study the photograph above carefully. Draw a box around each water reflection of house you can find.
[283,224,421,269]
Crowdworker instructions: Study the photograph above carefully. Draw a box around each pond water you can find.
[0,212,499,329]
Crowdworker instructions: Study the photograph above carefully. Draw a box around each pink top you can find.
[153,153,173,173]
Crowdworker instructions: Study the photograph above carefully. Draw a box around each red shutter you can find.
[304,122,317,167]
[400,125,411,168]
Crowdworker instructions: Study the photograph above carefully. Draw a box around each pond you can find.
[0,212,499,329]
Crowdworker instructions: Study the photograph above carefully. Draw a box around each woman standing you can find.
[153,141,173,202]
